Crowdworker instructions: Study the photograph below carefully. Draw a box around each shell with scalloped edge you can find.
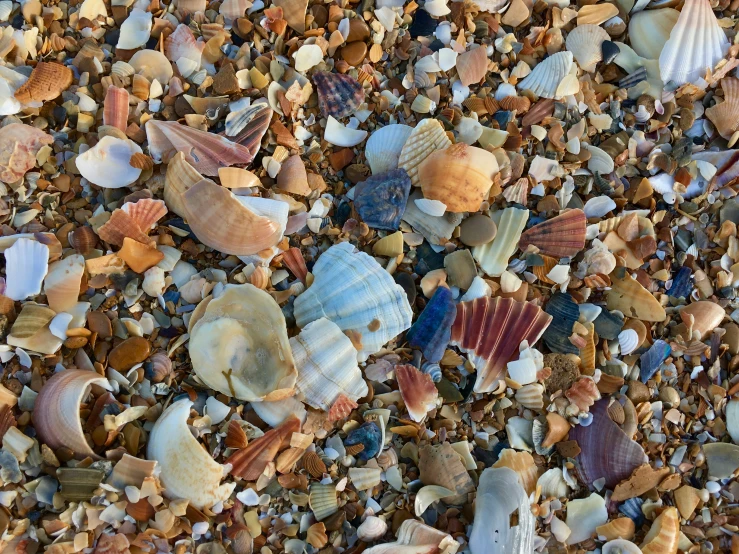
[706,77,739,140]
[518,52,574,99]
[398,119,452,187]
[396,364,438,422]
[366,124,413,176]
[518,209,586,259]
[4,237,49,301]
[566,25,609,72]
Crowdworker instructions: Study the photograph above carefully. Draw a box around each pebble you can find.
[346,19,370,42]
[340,42,368,66]
[459,214,497,246]
[108,337,151,371]
[724,323,739,355]
[705,481,721,494]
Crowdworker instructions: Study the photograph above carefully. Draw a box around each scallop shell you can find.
[473,207,529,277]
[659,0,729,85]
[515,383,544,410]
[456,45,488,87]
[363,520,459,554]
[33,369,110,460]
[537,468,570,498]
[164,24,202,67]
[77,136,143,189]
[707,79,739,141]
[309,484,338,521]
[129,50,174,84]
[566,25,609,72]
[147,399,236,509]
[121,198,167,231]
[618,329,639,356]
[276,155,311,196]
[518,209,586,259]
[314,72,364,120]
[348,467,382,491]
[0,124,54,184]
[227,416,300,480]
[293,242,413,362]
[451,296,551,394]
[354,169,413,231]
[291,318,367,412]
[223,103,272,155]
[103,86,129,132]
[398,119,452,187]
[97,209,151,248]
[470,467,535,554]
[607,271,667,322]
[518,51,574,99]
[164,152,203,218]
[396,364,438,422]
[492,448,538,495]
[281,247,308,282]
[565,493,608,545]
[146,120,255,176]
[628,9,679,60]
[13,62,72,104]
[365,124,413,175]
[44,254,85,313]
[4,237,49,301]
[597,518,637,541]
[302,451,326,478]
[357,516,388,542]
[418,143,499,213]
[189,284,297,401]
[641,507,680,554]
[502,178,528,204]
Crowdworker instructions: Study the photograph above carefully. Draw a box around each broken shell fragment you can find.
[607,271,666,322]
[363,520,459,554]
[76,136,143,189]
[473,207,529,277]
[640,507,680,554]
[43,254,85,313]
[398,119,452,187]
[365,124,413,175]
[565,493,608,545]
[518,51,574,99]
[14,62,72,104]
[396,364,438,422]
[314,72,364,120]
[518,209,586,259]
[0,123,53,184]
[227,416,301,480]
[4,237,49,301]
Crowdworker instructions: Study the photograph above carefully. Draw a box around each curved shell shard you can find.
[44,254,85,313]
[76,136,143,189]
[363,520,460,554]
[396,364,439,422]
[473,207,529,277]
[629,9,679,60]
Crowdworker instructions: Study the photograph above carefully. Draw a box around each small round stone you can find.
[340,41,368,66]
[459,214,497,246]
[108,337,151,371]
[346,19,370,42]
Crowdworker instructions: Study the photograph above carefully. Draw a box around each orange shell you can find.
[14,62,73,103]
[225,420,248,449]
[706,77,739,139]
[276,155,311,196]
[596,517,636,541]
[227,416,301,480]
[122,198,168,231]
[492,448,539,495]
[542,412,570,448]
[97,209,152,247]
[640,507,680,554]
[565,377,601,411]
[395,364,438,422]
[302,450,327,478]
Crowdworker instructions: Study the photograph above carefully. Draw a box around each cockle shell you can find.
[357,516,388,541]
[290,318,367,412]
[565,25,609,73]
[147,399,235,509]
[4,237,49,301]
[227,416,300,479]
[518,209,586,259]
[348,467,382,491]
[309,483,338,521]
[121,198,167,231]
[293,242,413,361]
[659,0,729,85]
[314,72,364,120]
[363,519,460,554]
[473,207,529,277]
[628,9,679,60]
[164,24,202,68]
[13,62,72,104]
[97,209,152,248]
[706,78,739,139]
[365,124,413,175]
[641,507,680,554]
[565,493,608,545]
[189,284,297,401]
[518,51,574,99]
[44,255,85,313]
[469,467,534,554]
[0,123,53,183]
[537,467,570,498]
[33,370,110,460]
[396,364,438,422]
[77,136,143,188]
[451,296,551,393]
[418,143,499,213]
[398,119,452,187]
[103,86,129,132]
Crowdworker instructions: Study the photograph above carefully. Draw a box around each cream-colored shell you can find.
[518,51,574,99]
[398,119,452,187]
[44,254,85,313]
[566,25,609,72]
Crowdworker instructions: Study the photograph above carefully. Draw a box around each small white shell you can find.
[582,143,614,175]
[116,8,152,50]
[0,1,13,21]
[251,396,307,428]
[618,329,639,356]
[414,198,446,216]
[142,266,166,297]
[357,516,388,541]
[365,124,413,175]
[44,254,85,313]
[566,25,609,72]
[324,116,368,147]
[348,467,382,491]
[424,0,449,16]
[4,238,49,301]
[518,51,574,99]
[79,0,107,20]
[293,44,323,72]
[583,196,616,218]
[414,485,454,516]
[565,493,608,545]
[537,467,570,498]
[602,539,643,554]
[76,136,143,188]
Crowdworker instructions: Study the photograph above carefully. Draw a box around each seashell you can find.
[541,293,579,355]
[473,207,529,277]
[14,62,72,104]
[565,377,601,411]
[324,116,368,147]
[543,412,570,448]
[492,449,538,495]
[77,136,142,189]
[130,74,150,101]
[116,8,152,49]
[0,124,54,184]
[357,516,387,542]
[577,3,618,25]
[414,485,455,515]
[103,86,129,133]
[10,304,55,338]
[309,484,338,521]
[597,518,636,541]
[618,329,639,356]
[406,286,456,363]
[181,179,287,256]
[281,247,308,283]
[97,209,151,247]
[143,351,172,383]
[314,72,364,120]
[227,416,301,480]
[276,155,311,196]
[705,78,739,139]
[516,383,544,410]
[565,493,608,545]
[164,24,202,68]
[395,364,438,422]
[68,227,97,257]
[566,24,609,73]
[569,400,648,488]
[403,190,463,245]
[365,124,413,175]
[503,178,528,205]
[44,255,85,313]
[640,507,679,554]
[456,45,488,87]
[348,467,382,491]
[57,467,105,501]
[164,152,203,218]
[659,0,729,86]
[703,442,739,478]
[680,300,724,339]
[4,237,49,301]
[346,421,382,460]
[518,52,574,99]
[121,198,167,232]
[225,420,249,450]
[129,50,173,85]
[518,209,586,259]
[410,94,436,114]
[398,119,452,187]
[146,120,255,176]
[607,271,666,322]
[219,167,261,189]
[291,318,367,412]
[602,540,642,554]
[294,242,412,361]
[302,451,326,478]
[33,369,110,460]
[418,442,475,503]
[272,0,308,32]
[537,467,570,498]
[363,520,459,554]
[628,9,679,60]
[251,396,307,428]
[354,169,412,231]
[147,399,235,509]
[418,143,499,213]
[189,284,297,401]
[469,467,534,554]
[451,296,552,393]
[373,231,404,257]
[223,103,272,155]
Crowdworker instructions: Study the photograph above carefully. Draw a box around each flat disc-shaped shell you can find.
[518,51,574,99]
[566,24,609,72]
[398,119,452,187]
[706,77,739,139]
[519,209,586,258]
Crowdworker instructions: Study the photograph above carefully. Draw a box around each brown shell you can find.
[532,255,558,284]
[706,77,739,139]
[302,450,327,478]
[492,448,539,495]
[542,412,570,448]
[282,247,308,282]
[125,498,156,522]
[14,62,73,103]
[225,420,249,449]
[97,209,152,247]
[499,95,531,113]
[70,226,98,254]
[227,416,300,480]
[345,443,365,456]
[519,209,587,259]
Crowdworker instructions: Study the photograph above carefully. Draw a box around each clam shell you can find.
[365,124,413,175]
[0,124,54,183]
[680,300,725,339]
[33,369,110,460]
[357,516,388,542]
[418,143,499,213]
[10,304,55,339]
[727,399,739,443]
[363,520,459,554]
[628,9,679,60]
[77,136,143,189]
[324,115,368,147]
[406,286,456,363]
[223,103,272,155]
[602,540,642,554]
[456,45,488,87]
[518,51,574,99]
[103,86,129,132]
[219,167,262,189]
[251,396,307,428]
[227,416,300,480]
[276,155,311,196]
[537,467,570,498]
[451,296,552,393]
[314,72,364,120]
[706,78,739,139]
[354,169,412,231]
[597,518,636,541]
[164,24,202,68]
[618,329,639,356]
[515,383,544,410]
[293,242,413,361]
[396,364,438,422]
[189,284,297,401]
[129,50,173,84]
[565,493,608,545]
[164,152,203,218]
[348,467,382,491]
[398,119,452,187]
[291,318,367,412]
[518,209,586,259]
[640,507,680,554]
[13,62,72,104]
[97,209,151,247]
[473,207,529,277]
[147,399,235,509]
[44,254,85,313]
[121,198,167,231]
[659,0,729,85]
[502,177,528,204]
[309,484,338,521]
[566,24,609,72]
[607,271,667,322]
[4,237,49,301]
[402,190,463,245]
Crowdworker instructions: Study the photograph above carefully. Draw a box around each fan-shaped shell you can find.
[348,467,382,491]
[44,254,85,313]
[519,209,586,259]
[518,51,574,99]
[293,242,413,362]
[537,468,570,498]
[451,296,552,393]
[357,516,388,541]
[365,124,413,175]
[503,178,528,204]
[129,50,173,84]
[309,484,338,521]
[4,237,49,301]
[97,209,151,248]
[0,124,54,184]
[706,77,739,139]
[290,318,367,412]
[314,72,364,120]
[491,449,539,495]
[473,207,529,277]
[354,169,412,231]
[628,8,679,60]
[164,24,202,67]
[659,0,729,85]
[13,62,72,104]
[641,507,680,554]
[398,119,452,187]
[456,45,488,87]
[77,136,143,189]
[121,198,167,231]
[396,364,438,422]
[566,25,609,72]
[189,284,298,401]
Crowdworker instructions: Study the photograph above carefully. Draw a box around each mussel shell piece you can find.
[353,169,412,231]
[542,292,580,355]
[639,339,671,383]
[406,286,457,363]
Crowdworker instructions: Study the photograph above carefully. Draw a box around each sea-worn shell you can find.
[348,467,382,491]
[456,45,488,87]
[402,190,464,245]
[293,242,413,361]
[353,169,412,231]
[519,209,586,259]
[314,72,364,120]
[309,484,338,521]
[4,237,49,301]
[363,520,459,554]
[223,103,272,155]
[629,9,679,60]
[406,286,456,363]
[97,209,151,247]
[473,207,529,276]
[272,0,308,32]
[492,449,539,495]
[640,507,679,554]
[396,364,438,422]
[103,86,129,132]
[365,124,413,175]
[117,8,152,49]
[227,416,300,479]
[537,467,570,498]
[163,152,203,218]
[705,78,739,139]
[9,304,55,339]
[76,136,143,189]
[542,292,579,354]
[44,254,85,313]
[419,442,475,503]
[398,119,452,187]
[451,296,552,393]
[324,116,368,147]
[14,62,72,103]
[703,442,739,478]
[356,516,388,542]
[597,518,636,541]
[566,493,608,545]
[565,377,601,411]
[164,24,202,67]
[129,50,174,84]
[566,24,609,72]
[680,300,724,338]
[0,123,53,184]
[518,51,574,99]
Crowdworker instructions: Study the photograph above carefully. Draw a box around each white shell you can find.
[582,142,614,175]
[415,197,446,216]
[143,266,166,297]
[602,539,643,554]
[618,329,639,356]
[518,51,574,99]
[290,318,368,411]
[4,238,49,301]
[116,8,152,50]
[357,516,388,541]
[414,485,454,516]
[629,9,679,60]
[0,1,13,21]
[147,399,236,509]
[363,520,460,554]
[402,190,463,246]
[324,116,368,147]
[659,0,729,85]
[365,124,413,175]
[293,242,413,361]
[507,358,537,385]
[77,136,143,188]
[469,467,535,554]
[583,196,616,218]
[424,0,450,16]
[293,44,323,72]
[348,467,382,491]
[251,396,307,428]
[565,493,608,545]
[44,254,85,313]
[473,207,529,277]
[79,0,107,20]
[129,49,174,85]
[537,468,570,498]
[566,25,609,72]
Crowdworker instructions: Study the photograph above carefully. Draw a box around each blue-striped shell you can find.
[406,286,457,363]
[542,293,579,354]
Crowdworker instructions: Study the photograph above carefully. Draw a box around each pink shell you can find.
[565,377,601,411]
[518,209,587,259]
[103,86,129,132]
[121,198,168,231]
[328,393,358,422]
[395,364,438,422]
[282,247,308,282]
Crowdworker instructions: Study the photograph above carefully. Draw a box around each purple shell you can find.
[406,286,456,363]
[353,169,412,231]
[314,72,365,120]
